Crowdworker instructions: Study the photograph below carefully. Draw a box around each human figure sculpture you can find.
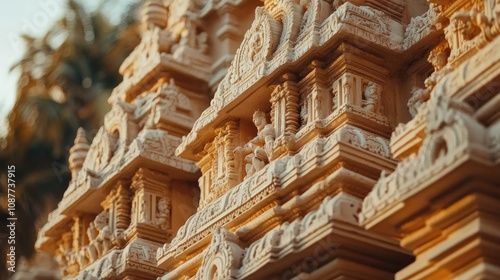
[56,243,69,270]
[57,236,74,274]
[93,212,112,257]
[76,247,87,270]
[197,32,208,54]
[86,222,98,262]
[425,45,452,89]
[342,74,353,105]
[428,48,448,72]
[235,110,275,177]
[156,197,170,230]
[362,83,379,113]
[301,100,309,124]
[332,90,338,111]
[407,87,430,117]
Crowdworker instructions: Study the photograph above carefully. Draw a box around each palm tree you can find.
[0,0,141,278]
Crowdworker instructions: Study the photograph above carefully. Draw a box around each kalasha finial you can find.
[68,128,90,180]
[141,0,168,30]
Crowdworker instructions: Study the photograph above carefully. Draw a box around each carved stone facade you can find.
[37,0,500,279]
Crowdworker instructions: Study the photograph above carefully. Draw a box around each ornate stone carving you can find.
[240,192,358,274]
[86,222,99,263]
[404,11,435,50]
[36,1,500,279]
[228,7,281,85]
[361,82,380,113]
[69,128,90,181]
[56,232,74,276]
[361,92,488,225]
[194,227,243,280]
[142,0,168,30]
[234,111,276,177]
[407,86,430,117]
[155,197,171,230]
[90,212,113,260]
[82,128,114,173]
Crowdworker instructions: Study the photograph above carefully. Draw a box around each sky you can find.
[0,0,135,136]
[0,0,65,135]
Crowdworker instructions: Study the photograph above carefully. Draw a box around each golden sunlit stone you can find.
[35,0,500,279]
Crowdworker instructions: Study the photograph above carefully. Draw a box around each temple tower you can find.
[35,0,500,279]
[35,0,260,279]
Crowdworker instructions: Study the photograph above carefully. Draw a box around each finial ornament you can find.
[68,127,89,180]
[142,0,168,30]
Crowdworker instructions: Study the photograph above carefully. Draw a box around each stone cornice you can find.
[158,123,396,268]
[360,92,498,236]
[177,2,407,159]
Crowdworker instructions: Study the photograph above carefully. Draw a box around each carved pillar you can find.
[215,4,241,56]
[71,217,81,262]
[224,120,239,185]
[214,127,226,181]
[114,181,131,245]
[101,191,115,234]
[115,182,130,231]
[332,82,338,112]
[284,80,301,136]
[271,75,300,138]
[129,168,172,243]
[309,61,330,120]
[197,147,214,208]
[331,73,354,113]
[341,73,354,106]
[71,215,93,270]
[57,231,76,277]
[206,120,241,203]
[270,84,286,136]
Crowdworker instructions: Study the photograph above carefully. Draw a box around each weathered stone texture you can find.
[36,0,500,279]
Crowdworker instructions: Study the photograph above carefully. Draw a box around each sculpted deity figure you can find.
[56,242,70,270]
[407,87,431,117]
[235,110,275,177]
[429,48,448,72]
[86,222,99,262]
[332,89,338,111]
[93,212,112,257]
[197,32,208,53]
[362,83,379,113]
[57,234,75,275]
[301,99,309,124]
[342,74,353,105]
[156,197,170,230]
[425,42,452,89]
[76,248,87,269]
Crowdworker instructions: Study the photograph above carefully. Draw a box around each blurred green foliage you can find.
[0,0,141,278]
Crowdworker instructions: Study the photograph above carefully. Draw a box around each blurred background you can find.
[0,0,142,278]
